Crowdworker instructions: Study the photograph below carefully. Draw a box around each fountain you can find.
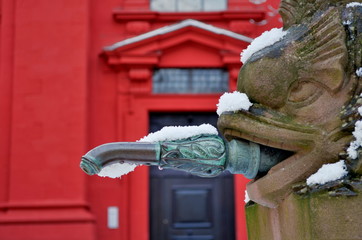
[81,0,362,239]
[81,135,291,179]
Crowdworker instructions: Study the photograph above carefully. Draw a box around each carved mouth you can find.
[217,105,318,180]
[224,128,295,179]
[258,143,294,175]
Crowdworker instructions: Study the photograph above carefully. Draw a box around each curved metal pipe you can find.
[226,140,261,179]
[80,135,288,179]
[80,142,160,175]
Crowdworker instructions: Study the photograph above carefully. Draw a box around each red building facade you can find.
[0,0,280,239]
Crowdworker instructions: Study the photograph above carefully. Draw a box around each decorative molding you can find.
[128,68,152,81]
[101,20,251,70]
[125,21,151,34]
[0,200,90,209]
[113,10,266,22]
[103,54,159,67]
[0,201,94,223]
[0,212,95,224]
[103,19,253,52]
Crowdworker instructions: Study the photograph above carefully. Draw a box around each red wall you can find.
[0,0,281,239]
[0,0,95,239]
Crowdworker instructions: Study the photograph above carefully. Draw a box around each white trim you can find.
[104,19,253,51]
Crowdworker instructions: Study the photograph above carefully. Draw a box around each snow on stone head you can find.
[306,160,348,186]
[356,67,362,77]
[244,190,250,203]
[346,2,362,8]
[347,117,362,159]
[216,91,253,116]
[240,27,287,64]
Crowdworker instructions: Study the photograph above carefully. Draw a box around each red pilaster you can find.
[0,0,15,206]
[0,0,95,239]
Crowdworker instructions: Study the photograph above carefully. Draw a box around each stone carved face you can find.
[218,1,362,207]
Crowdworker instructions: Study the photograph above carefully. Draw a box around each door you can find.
[150,112,235,240]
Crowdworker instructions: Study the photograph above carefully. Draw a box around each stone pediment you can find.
[101,19,253,68]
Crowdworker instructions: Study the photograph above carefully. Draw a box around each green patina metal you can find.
[80,135,229,177]
[80,134,288,178]
[158,135,227,177]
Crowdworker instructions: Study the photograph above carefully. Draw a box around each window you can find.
[153,68,229,94]
[150,0,227,12]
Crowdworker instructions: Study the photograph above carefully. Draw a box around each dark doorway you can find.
[149,112,235,240]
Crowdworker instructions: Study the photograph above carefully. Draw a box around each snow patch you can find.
[244,190,250,203]
[346,2,362,8]
[347,120,362,159]
[98,163,137,179]
[139,124,218,142]
[347,104,362,159]
[306,160,348,186]
[240,27,287,63]
[216,91,253,116]
[356,67,362,77]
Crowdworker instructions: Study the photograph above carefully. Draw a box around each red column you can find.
[0,0,15,207]
[0,0,95,239]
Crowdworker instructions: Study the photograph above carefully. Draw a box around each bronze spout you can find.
[80,142,160,175]
[81,134,290,179]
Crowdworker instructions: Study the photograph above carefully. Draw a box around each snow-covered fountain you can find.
[81,128,291,179]
[81,92,292,179]
[81,0,362,239]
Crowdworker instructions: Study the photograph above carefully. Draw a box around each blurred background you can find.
[0,0,281,239]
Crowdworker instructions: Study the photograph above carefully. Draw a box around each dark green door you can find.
[150,112,235,240]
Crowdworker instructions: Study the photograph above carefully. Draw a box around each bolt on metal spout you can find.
[80,134,286,179]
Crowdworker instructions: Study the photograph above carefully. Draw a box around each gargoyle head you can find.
[218,0,362,207]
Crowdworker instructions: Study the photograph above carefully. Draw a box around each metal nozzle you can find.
[80,156,101,175]
[80,135,287,179]
[80,142,161,175]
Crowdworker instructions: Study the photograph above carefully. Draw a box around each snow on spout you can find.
[98,124,218,178]
[139,124,217,142]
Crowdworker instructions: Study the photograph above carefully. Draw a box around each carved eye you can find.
[288,81,322,106]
